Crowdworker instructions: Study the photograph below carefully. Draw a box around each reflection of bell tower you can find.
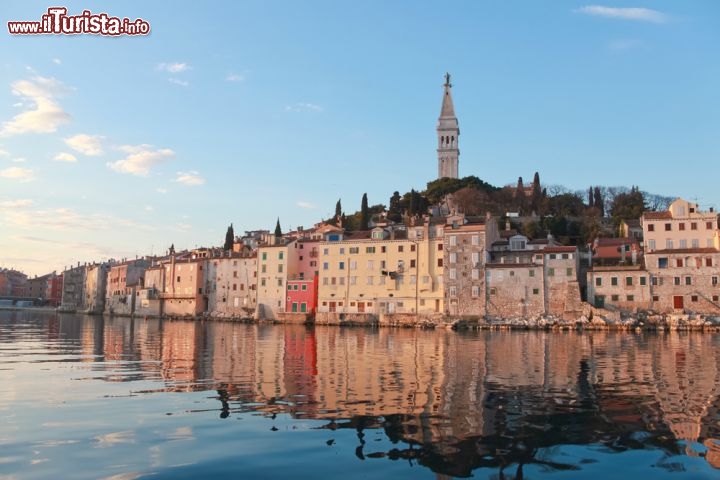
[437,72,459,179]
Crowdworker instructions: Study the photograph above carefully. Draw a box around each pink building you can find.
[46,273,63,307]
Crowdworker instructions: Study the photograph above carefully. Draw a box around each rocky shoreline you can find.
[4,306,720,332]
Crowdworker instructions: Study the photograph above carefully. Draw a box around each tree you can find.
[593,187,604,217]
[514,176,526,213]
[531,172,542,213]
[588,186,594,208]
[388,191,402,223]
[274,218,282,237]
[360,193,369,230]
[335,199,342,220]
[610,186,645,225]
[224,223,234,251]
[453,187,490,215]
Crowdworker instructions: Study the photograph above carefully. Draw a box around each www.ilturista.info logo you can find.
[8,7,150,36]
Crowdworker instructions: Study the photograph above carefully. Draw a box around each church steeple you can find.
[437,72,459,179]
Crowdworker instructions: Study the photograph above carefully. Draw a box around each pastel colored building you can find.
[256,237,299,320]
[158,255,209,317]
[208,251,257,318]
[642,198,719,252]
[286,275,318,315]
[105,258,150,316]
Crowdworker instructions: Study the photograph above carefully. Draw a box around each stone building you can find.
[105,258,150,316]
[207,250,257,318]
[586,265,651,311]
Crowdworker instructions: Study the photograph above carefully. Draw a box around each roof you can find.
[440,84,456,118]
[543,246,578,254]
[642,211,672,220]
[646,248,719,255]
[444,223,486,233]
[594,237,640,246]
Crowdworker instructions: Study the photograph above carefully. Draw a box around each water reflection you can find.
[2,310,720,478]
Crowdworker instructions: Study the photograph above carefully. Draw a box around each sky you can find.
[1,1,719,277]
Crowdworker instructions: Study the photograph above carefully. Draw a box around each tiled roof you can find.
[543,246,578,253]
[642,211,672,219]
[646,248,719,255]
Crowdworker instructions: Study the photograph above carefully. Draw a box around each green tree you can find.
[610,186,645,225]
[360,193,369,230]
[335,199,342,220]
[223,223,234,251]
[388,191,402,222]
[274,218,282,237]
[531,172,542,213]
[594,186,604,216]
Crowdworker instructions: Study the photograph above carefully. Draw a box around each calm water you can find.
[1,311,720,479]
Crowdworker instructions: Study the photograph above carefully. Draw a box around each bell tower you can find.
[437,72,459,179]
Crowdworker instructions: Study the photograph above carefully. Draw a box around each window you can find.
[410,244,416,252]
[277,278,283,287]
[666,240,674,249]
[653,295,659,302]
[611,295,619,301]
[595,277,602,286]
[691,295,698,302]
[365,246,375,254]
[450,286,458,297]
[679,223,686,231]
[349,247,359,254]
[410,275,416,284]
[233,271,238,278]
[674,277,681,286]
[692,239,700,248]
[489,287,496,295]
[449,268,457,280]
[548,268,555,277]
[449,252,457,264]
[626,277,633,286]
[176,276,181,283]
[349,260,357,270]
[665,223,672,231]
[676,259,683,267]
[293,285,299,291]
[611,277,618,286]
[322,262,329,270]
[398,245,404,253]
[449,236,457,246]
[367,260,374,270]
[279,252,284,260]
[712,276,718,286]
[339,261,345,270]
[714,295,719,302]
[627,295,634,301]
[529,270,535,277]
[367,276,373,285]
[472,235,479,245]
[350,276,357,285]
[532,288,539,295]
[707,222,714,229]
[648,240,656,251]
[261,278,266,287]
[278,264,283,273]
[648,224,655,232]
[339,277,345,285]
[410,259,416,268]
[679,240,687,248]
[287,284,293,291]
[472,269,479,280]
[438,243,443,251]
[566,268,573,276]
[471,286,480,297]
[658,257,668,269]
[262,252,267,261]
[323,278,328,285]
[706,258,713,267]
[323,248,329,255]
[437,259,443,267]
[381,246,387,253]
[691,222,698,230]
[685,276,692,285]
[640,277,646,286]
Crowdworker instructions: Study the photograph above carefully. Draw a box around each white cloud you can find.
[11,157,26,163]
[285,103,324,113]
[107,144,175,177]
[144,205,154,212]
[2,207,151,231]
[0,149,9,156]
[174,171,205,186]
[64,134,104,156]
[53,152,77,163]
[157,62,191,73]
[226,73,245,82]
[297,201,316,209]
[0,167,35,182]
[168,78,189,87]
[608,38,643,50]
[0,76,72,137]
[0,199,33,208]
[52,58,61,65]
[156,187,168,194]
[574,6,667,23]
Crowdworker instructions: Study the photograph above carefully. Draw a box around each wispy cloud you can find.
[156,187,168,194]
[0,199,33,208]
[0,149,9,156]
[608,38,643,50]
[285,102,324,113]
[174,171,205,186]
[2,207,151,231]
[574,6,667,23]
[297,201,316,209]
[64,134,104,156]
[226,73,245,82]
[53,152,77,163]
[0,166,35,182]
[11,157,26,163]
[0,75,72,137]
[52,58,61,65]
[168,78,189,87]
[157,62,191,73]
[107,144,175,177]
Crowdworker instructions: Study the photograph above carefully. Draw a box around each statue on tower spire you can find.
[444,72,451,87]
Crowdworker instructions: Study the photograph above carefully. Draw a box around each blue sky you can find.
[1,1,718,276]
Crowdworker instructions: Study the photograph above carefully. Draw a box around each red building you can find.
[592,237,642,266]
[46,273,63,307]
[286,273,318,315]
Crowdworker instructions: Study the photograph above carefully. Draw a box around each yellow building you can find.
[316,221,444,321]
[256,237,299,320]
[642,198,719,252]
